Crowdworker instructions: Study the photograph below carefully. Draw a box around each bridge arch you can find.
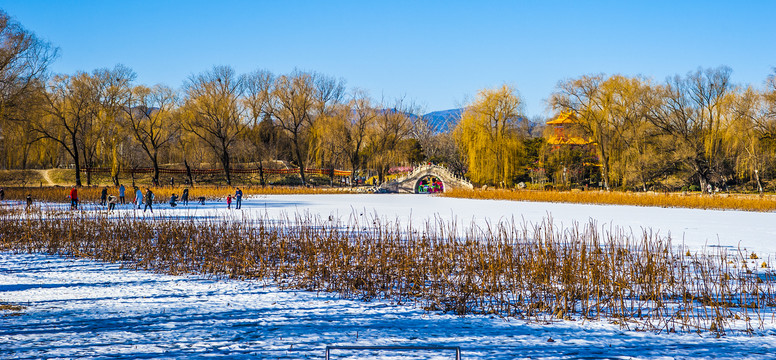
[414,174,445,193]
[378,164,473,194]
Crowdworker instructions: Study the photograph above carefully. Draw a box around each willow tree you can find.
[183,65,246,186]
[89,65,134,186]
[35,72,100,187]
[0,10,57,170]
[455,85,525,187]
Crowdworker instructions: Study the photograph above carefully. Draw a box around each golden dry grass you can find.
[442,188,776,212]
[2,185,354,204]
[1,209,774,335]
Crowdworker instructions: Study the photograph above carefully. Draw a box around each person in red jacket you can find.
[69,186,78,210]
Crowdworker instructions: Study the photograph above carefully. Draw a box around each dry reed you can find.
[1,207,773,336]
[442,188,776,212]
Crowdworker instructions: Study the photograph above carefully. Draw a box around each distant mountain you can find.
[421,108,463,133]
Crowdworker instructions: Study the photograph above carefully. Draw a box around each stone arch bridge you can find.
[378,164,474,193]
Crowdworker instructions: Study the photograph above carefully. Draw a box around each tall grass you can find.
[443,188,776,212]
[1,208,773,336]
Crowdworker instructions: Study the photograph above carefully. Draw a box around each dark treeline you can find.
[1,10,774,191]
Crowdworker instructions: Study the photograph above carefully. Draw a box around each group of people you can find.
[68,185,244,212]
[0,187,35,210]
[226,187,243,209]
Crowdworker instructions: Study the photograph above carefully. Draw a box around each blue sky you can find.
[2,1,775,116]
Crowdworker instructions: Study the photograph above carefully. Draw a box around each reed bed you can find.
[2,185,353,204]
[443,188,776,212]
[1,209,774,336]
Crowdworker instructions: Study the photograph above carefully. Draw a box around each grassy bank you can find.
[442,188,776,212]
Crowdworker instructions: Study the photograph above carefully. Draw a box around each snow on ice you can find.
[2,194,776,359]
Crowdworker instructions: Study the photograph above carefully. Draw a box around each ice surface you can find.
[4,194,776,359]
[3,252,775,359]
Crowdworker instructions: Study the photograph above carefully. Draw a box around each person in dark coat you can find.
[234,187,243,209]
[182,188,189,206]
[144,188,154,213]
[100,187,108,206]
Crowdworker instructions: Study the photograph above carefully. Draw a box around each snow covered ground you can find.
[3,194,776,359]
[3,252,775,359]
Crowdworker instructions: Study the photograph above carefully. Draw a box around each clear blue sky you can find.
[2,0,775,117]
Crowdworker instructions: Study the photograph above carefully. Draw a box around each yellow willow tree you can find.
[182,65,246,186]
[603,75,658,190]
[455,85,525,187]
[309,103,349,182]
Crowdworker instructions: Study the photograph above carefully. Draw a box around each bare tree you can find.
[368,97,416,184]
[0,10,57,119]
[266,70,345,185]
[183,65,246,186]
[551,75,617,189]
[645,66,733,192]
[122,84,179,185]
[344,89,376,184]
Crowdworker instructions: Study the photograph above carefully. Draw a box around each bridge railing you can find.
[388,164,473,189]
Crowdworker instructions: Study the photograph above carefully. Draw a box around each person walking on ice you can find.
[226,194,232,209]
[119,184,126,204]
[234,187,243,209]
[144,188,154,213]
[107,195,118,212]
[134,186,143,209]
[69,186,78,210]
[100,187,108,206]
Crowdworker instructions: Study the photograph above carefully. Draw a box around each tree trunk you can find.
[258,160,265,187]
[184,160,193,186]
[152,156,160,187]
[220,151,232,186]
[72,137,82,187]
[111,145,120,186]
[350,154,360,187]
[294,143,307,185]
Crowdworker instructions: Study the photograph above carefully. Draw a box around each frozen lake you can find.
[4,194,776,359]
[97,193,776,254]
